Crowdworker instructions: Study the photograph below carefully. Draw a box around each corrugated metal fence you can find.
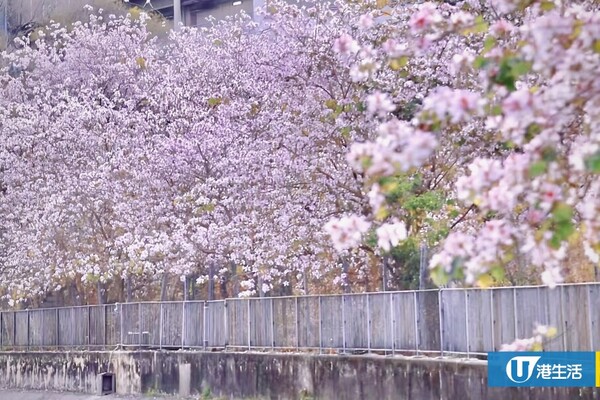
[1,282,598,357]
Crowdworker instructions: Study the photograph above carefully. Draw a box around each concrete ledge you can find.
[0,351,597,399]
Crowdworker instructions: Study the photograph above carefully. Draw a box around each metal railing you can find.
[1,282,599,357]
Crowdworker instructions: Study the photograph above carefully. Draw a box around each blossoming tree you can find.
[326,0,600,290]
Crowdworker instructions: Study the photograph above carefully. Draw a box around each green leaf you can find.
[490,266,505,282]
[207,97,222,107]
[340,126,351,139]
[462,15,488,35]
[584,152,600,173]
[473,16,489,33]
[430,266,449,286]
[483,36,496,53]
[528,161,547,177]
[524,123,541,142]
[594,40,600,54]
[389,56,409,70]
[473,56,490,69]
[493,57,532,92]
[325,99,337,110]
[540,0,556,11]
[552,203,572,222]
[549,203,574,249]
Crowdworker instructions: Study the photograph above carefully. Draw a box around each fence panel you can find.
[492,287,517,349]
[88,305,106,346]
[465,290,493,354]
[105,304,120,346]
[205,300,226,347]
[320,296,343,350]
[344,295,369,350]
[138,303,161,347]
[1,312,15,348]
[392,292,417,351]
[417,290,440,352]
[297,296,319,348]
[369,292,391,350]
[161,302,183,348]
[562,285,591,351]
[14,311,28,347]
[514,287,546,341]
[58,307,88,347]
[588,285,600,350]
[28,310,44,347]
[249,298,272,348]
[121,303,141,347]
[272,297,297,348]
[227,299,249,347]
[440,290,467,353]
[184,301,204,348]
[542,286,566,351]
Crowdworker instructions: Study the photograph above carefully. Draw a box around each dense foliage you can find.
[0,0,598,304]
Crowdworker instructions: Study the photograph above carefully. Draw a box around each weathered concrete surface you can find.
[0,351,598,399]
[0,389,188,400]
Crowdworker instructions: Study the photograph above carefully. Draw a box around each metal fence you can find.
[1,282,599,357]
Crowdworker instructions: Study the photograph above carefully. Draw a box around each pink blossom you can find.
[333,33,360,55]
[409,2,442,34]
[358,13,374,30]
[376,222,408,251]
[324,216,371,252]
[366,91,395,117]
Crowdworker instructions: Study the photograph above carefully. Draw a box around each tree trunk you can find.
[160,273,169,301]
[126,276,132,303]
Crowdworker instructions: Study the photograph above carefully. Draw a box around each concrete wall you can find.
[0,351,598,399]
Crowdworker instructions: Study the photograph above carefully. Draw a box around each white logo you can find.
[506,356,542,383]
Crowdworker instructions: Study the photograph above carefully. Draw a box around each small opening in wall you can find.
[100,373,115,395]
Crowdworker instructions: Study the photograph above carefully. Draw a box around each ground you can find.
[0,390,189,400]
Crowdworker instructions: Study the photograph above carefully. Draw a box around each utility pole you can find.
[419,244,428,290]
[173,0,182,30]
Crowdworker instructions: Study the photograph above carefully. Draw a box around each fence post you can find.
[490,289,495,351]
[295,297,299,351]
[367,294,372,353]
[438,289,444,357]
[465,290,470,357]
[342,295,346,354]
[39,311,43,348]
[88,306,91,348]
[587,285,594,351]
[224,300,229,348]
[182,301,186,350]
[56,308,60,348]
[136,303,141,347]
[560,285,567,350]
[413,291,419,355]
[13,312,16,349]
[119,303,124,347]
[318,295,322,354]
[27,310,31,349]
[203,301,207,350]
[158,303,163,350]
[390,293,395,356]
[270,298,275,350]
[513,287,518,341]
[0,311,2,350]
[103,305,107,348]
[247,299,251,351]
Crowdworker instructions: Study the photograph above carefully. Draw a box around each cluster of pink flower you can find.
[326,0,600,290]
